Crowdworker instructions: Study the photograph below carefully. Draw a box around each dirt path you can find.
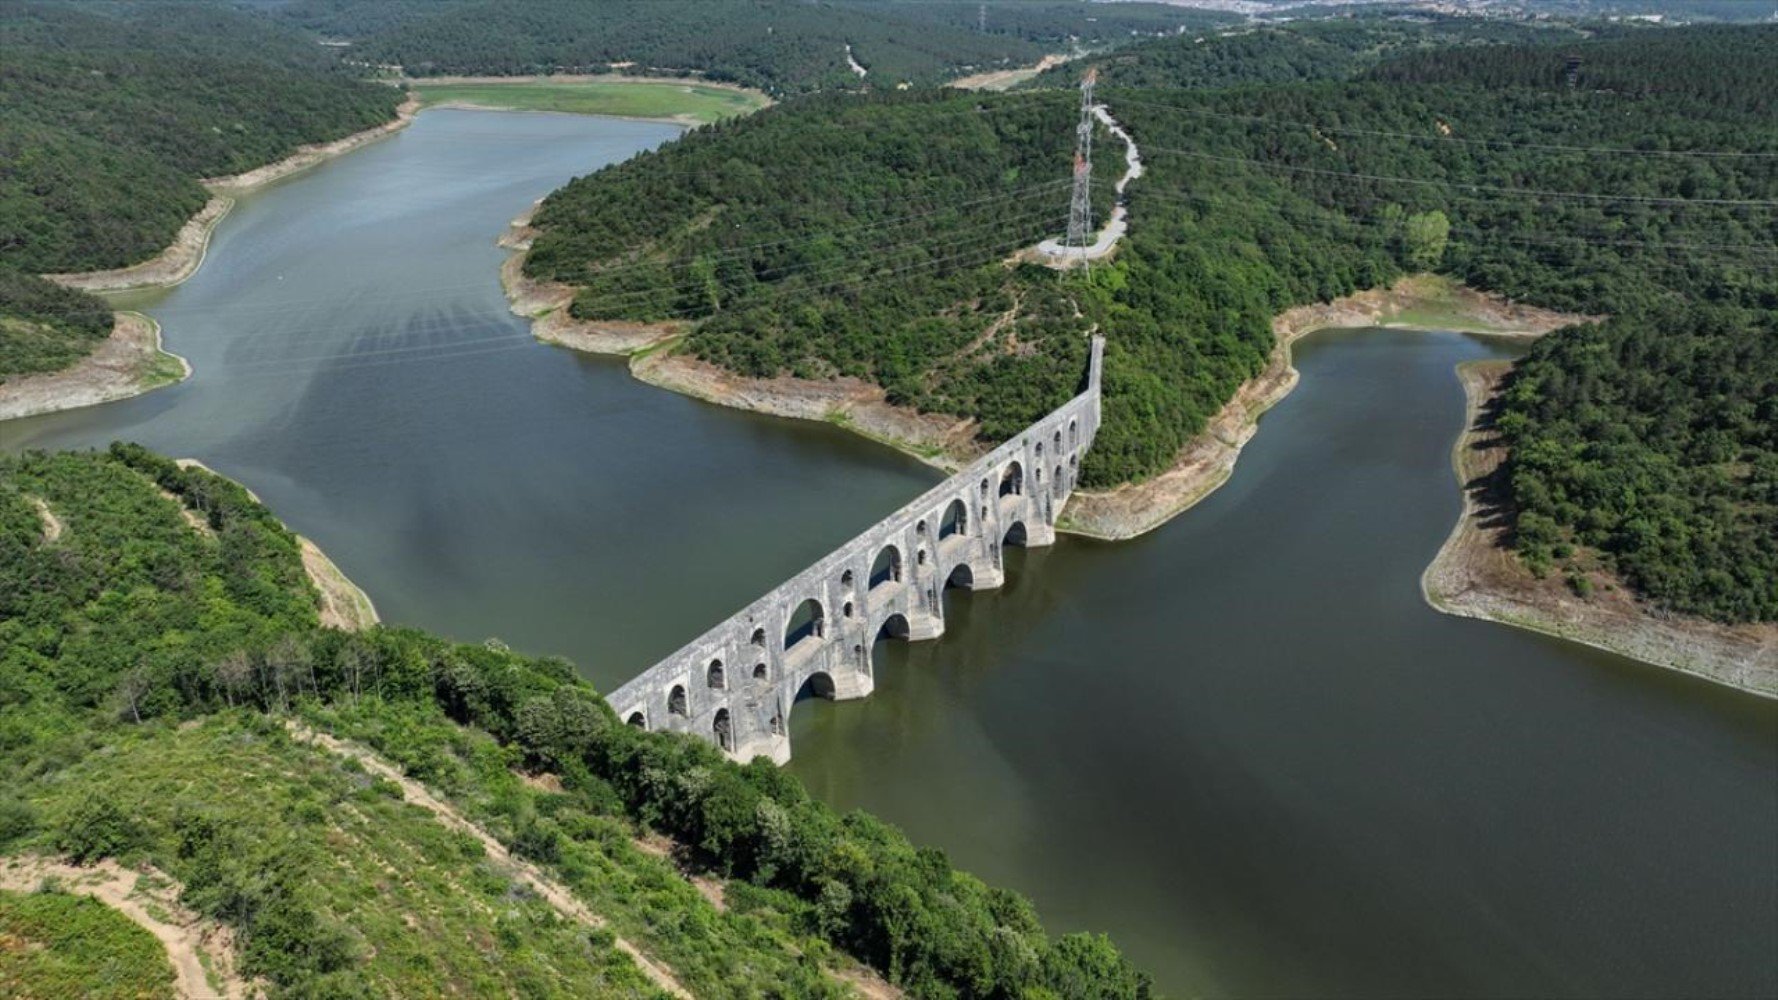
[289,726,690,997]
[0,856,250,999]
[0,312,188,422]
[1423,362,1778,697]
[27,496,63,543]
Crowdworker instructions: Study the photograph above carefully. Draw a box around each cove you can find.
[2,110,1772,998]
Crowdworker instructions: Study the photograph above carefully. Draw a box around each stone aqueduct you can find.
[608,336,1104,764]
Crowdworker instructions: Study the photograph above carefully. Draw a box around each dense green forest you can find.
[1499,307,1778,623]
[0,445,1149,998]
[0,1,401,380]
[280,0,1229,94]
[523,24,1777,481]
[1028,12,1585,91]
[524,22,1778,618]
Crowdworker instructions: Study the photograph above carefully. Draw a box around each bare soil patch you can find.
[0,856,251,999]
[27,496,63,543]
[1423,362,1778,696]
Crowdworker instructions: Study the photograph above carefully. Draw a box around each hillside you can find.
[0,1,402,382]
[1027,12,1585,90]
[517,22,1778,621]
[0,445,1151,998]
[279,0,1232,94]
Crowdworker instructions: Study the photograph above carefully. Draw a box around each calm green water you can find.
[4,110,1773,998]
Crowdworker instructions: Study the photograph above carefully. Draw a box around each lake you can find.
[5,109,1772,998]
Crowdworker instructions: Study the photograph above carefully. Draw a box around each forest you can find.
[0,1,402,380]
[1027,12,1586,91]
[281,0,1228,95]
[524,22,1777,619]
[1499,307,1777,623]
[0,445,1149,998]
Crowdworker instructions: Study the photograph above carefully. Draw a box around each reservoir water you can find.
[4,110,1773,998]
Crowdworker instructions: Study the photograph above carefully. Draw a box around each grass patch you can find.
[412,79,767,123]
[0,889,176,1000]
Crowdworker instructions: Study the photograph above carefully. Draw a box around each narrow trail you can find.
[1036,102,1143,264]
[288,725,692,998]
[0,856,250,999]
[27,496,63,543]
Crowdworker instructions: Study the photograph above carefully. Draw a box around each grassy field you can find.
[0,890,176,1000]
[412,79,768,123]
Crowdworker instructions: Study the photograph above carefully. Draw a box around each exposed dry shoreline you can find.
[499,204,986,471]
[1061,275,1590,539]
[172,460,380,633]
[3,96,421,424]
[1423,362,1777,697]
[0,311,188,422]
[47,95,420,295]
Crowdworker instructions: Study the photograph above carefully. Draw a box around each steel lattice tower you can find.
[1065,68,1098,258]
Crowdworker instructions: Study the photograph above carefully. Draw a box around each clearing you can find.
[411,77,769,124]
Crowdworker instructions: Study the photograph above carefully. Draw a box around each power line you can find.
[1112,96,1778,160]
[1142,145,1778,208]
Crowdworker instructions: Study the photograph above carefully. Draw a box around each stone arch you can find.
[797,671,838,702]
[1036,441,1045,458]
[1053,429,1062,451]
[869,544,903,589]
[940,497,968,539]
[707,658,725,689]
[1054,465,1064,498]
[999,461,1024,497]
[916,518,929,537]
[1004,520,1029,547]
[917,547,927,566]
[750,627,766,647]
[979,478,990,499]
[713,708,733,752]
[843,600,855,619]
[947,563,975,589]
[785,597,826,651]
[874,612,911,642]
[626,711,647,730]
[753,662,768,682]
[1069,418,1078,447]
[667,684,688,717]
[841,568,855,588]
[1035,466,1044,486]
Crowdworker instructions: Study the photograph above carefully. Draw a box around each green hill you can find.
[0,444,1150,997]
[521,23,1778,619]
[0,1,402,381]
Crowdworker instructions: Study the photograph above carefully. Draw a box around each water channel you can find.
[4,109,1772,998]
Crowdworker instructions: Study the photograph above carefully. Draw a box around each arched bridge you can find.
[608,336,1104,764]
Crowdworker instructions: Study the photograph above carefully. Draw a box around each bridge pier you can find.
[609,337,1105,765]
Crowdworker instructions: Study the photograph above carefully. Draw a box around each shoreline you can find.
[6,96,422,422]
[499,205,983,474]
[47,95,421,295]
[1421,363,1777,698]
[173,460,381,633]
[1060,275,1591,540]
[0,312,189,422]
